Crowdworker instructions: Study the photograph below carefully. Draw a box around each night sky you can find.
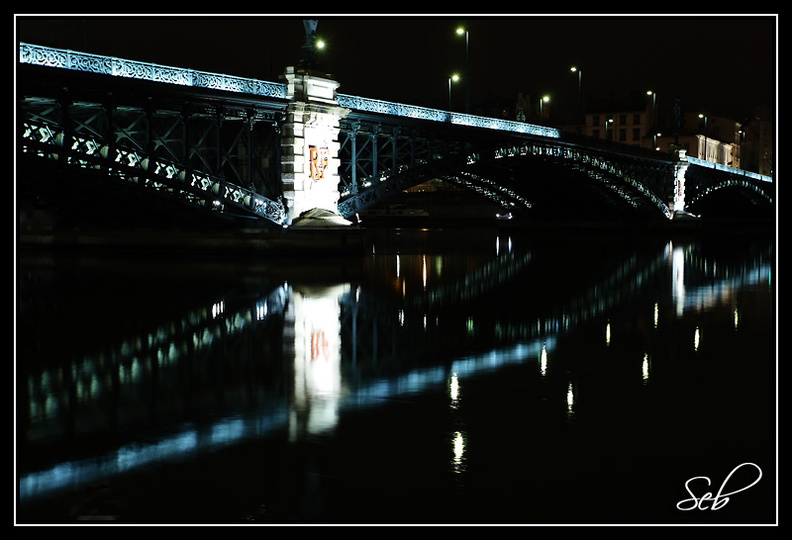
[16,14,776,125]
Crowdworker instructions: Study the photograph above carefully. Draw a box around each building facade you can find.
[582,94,747,169]
[504,90,770,176]
[654,113,742,168]
[580,93,654,147]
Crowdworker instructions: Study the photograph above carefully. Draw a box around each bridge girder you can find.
[338,127,677,220]
[19,67,290,226]
[337,116,475,194]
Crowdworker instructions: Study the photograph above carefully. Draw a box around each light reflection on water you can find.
[16,230,775,524]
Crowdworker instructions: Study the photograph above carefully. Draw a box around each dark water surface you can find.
[15,227,776,525]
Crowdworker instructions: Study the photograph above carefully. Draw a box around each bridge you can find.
[17,42,774,229]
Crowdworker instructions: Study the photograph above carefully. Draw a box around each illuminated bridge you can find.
[17,42,774,228]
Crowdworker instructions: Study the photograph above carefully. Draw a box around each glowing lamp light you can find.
[452,430,466,473]
[449,372,460,408]
[566,382,575,419]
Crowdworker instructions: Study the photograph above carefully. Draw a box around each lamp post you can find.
[300,19,323,69]
[448,74,460,110]
[605,117,613,141]
[698,113,708,161]
[646,90,656,136]
[539,95,550,124]
[456,27,470,113]
[571,66,582,133]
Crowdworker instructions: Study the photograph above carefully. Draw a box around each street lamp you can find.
[456,27,470,113]
[646,90,656,131]
[448,74,460,110]
[539,95,550,123]
[646,90,658,150]
[571,66,582,133]
[605,117,614,141]
[698,113,708,161]
[300,20,323,70]
[737,128,746,168]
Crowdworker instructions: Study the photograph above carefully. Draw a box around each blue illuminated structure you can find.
[18,42,561,139]
[18,42,773,223]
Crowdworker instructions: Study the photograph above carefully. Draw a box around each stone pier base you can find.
[280,67,349,225]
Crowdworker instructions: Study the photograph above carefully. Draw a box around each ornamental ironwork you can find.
[19,43,561,139]
[337,94,561,139]
[21,119,287,225]
[19,42,289,99]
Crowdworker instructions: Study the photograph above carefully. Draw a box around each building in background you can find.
[652,112,739,167]
[581,94,773,176]
[472,88,771,177]
[582,92,654,148]
[738,107,774,177]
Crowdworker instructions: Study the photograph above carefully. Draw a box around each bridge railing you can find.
[685,156,773,183]
[19,42,560,140]
[336,94,561,139]
[18,42,289,99]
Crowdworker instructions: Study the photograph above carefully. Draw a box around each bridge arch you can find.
[681,158,774,218]
[338,135,676,221]
[686,178,774,218]
[462,146,674,220]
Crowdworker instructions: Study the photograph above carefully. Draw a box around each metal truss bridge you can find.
[17,43,774,228]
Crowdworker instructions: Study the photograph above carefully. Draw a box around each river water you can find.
[15,226,776,526]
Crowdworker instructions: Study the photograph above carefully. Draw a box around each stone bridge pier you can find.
[280,66,350,225]
[671,148,690,215]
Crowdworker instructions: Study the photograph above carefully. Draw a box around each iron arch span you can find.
[338,143,675,222]
[686,180,774,219]
[451,152,672,221]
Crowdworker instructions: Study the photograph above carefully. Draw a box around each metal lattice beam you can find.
[21,118,287,224]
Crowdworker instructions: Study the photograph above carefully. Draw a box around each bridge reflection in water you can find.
[16,229,775,524]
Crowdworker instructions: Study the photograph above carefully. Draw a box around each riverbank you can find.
[16,215,774,263]
[16,225,371,258]
[357,189,776,239]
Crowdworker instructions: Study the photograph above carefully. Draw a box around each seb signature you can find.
[677,462,762,511]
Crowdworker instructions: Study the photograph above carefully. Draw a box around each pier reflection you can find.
[288,283,348,440]
[16,230,774,523]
